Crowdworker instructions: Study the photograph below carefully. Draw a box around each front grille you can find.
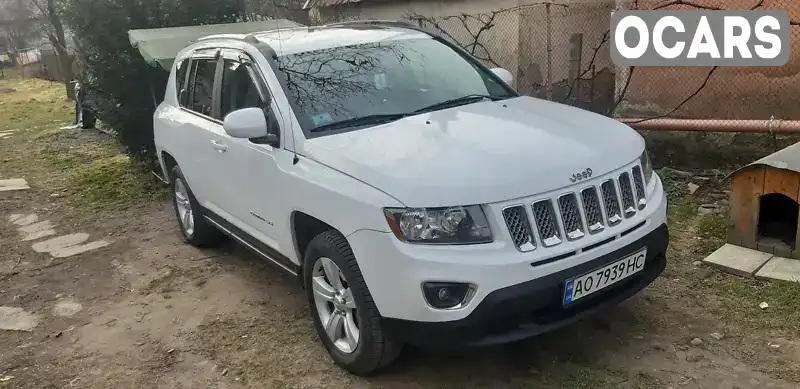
[618,172,636,218]
[558,194,584,241]
[532,200,562,247]
[580,187,604,234]
[502,164,650,250]
[502,206,535,251]
[632,166,646,210]
[601,180,623,226]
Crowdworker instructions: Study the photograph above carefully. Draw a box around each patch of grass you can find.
[539,366,660,389]
[38,147,81,170]
[629,372,662,389]
[542,366,619,389]
[66,154,167,210]
[658,167,690,200]
[0,74,167,212]
[0,76,72,134]
[697,214,727,239]
[667,198,695,228]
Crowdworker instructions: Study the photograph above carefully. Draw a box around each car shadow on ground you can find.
[372,304,649,384]
[200,234,654,386]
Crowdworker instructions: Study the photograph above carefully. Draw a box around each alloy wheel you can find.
[174,178,195,236]
[312,257,360,354]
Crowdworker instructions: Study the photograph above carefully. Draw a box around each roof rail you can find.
[325,19,432,35]
[195,34,249,42]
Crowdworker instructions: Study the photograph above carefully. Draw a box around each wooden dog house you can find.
[728,142,800,258]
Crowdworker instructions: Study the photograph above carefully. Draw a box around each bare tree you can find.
[0,0,41,55]
[31,0,72,84]
[0,0,71,85]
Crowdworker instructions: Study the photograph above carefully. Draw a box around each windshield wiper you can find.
[413,94,506,114]
[309,113,411,133]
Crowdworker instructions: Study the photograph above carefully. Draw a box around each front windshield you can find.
[275,37,516,135]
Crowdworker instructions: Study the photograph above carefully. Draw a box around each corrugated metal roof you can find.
[728,141,800,178]
[302,0,362,9]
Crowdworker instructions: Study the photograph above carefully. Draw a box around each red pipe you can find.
[619,118,800,134]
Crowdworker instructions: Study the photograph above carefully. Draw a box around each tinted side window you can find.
[220,59,264,119]
[188,58,218,117]
[174,58,189,106]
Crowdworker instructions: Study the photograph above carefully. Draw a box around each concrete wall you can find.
[616,0,800,120]
[517,1,615,111]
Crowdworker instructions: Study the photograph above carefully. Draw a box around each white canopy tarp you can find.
[128,19,302,70]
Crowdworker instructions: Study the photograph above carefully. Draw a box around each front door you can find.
[209,50,291,253]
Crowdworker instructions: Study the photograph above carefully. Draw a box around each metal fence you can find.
[397,0,800,129]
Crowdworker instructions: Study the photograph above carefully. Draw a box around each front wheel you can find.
[303,230,401,375]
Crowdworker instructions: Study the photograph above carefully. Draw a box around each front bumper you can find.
[382,223,668,348]
[347,173,667,325]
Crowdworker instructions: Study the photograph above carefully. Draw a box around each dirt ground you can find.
[2,77,800,389]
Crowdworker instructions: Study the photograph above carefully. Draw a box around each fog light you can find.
[437,287,450,301]
[422,282,475,309]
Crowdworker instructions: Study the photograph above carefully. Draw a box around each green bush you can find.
[61,0,245,163]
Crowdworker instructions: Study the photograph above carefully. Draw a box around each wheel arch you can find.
[290,210,342,286]
[160,149,178,181]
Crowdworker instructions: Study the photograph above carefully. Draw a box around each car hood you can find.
[302,96,644,207]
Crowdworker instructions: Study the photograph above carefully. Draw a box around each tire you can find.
[170,165,224,247]
[303,230,402,375]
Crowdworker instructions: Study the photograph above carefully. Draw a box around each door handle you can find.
[210,140,227,153]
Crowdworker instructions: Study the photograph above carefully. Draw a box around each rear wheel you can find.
[170,165,224,247]
[304,230,402,375]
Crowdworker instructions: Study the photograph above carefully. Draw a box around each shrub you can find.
[61,0,245,163]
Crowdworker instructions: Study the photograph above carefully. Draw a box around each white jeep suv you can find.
[154,21,668,375]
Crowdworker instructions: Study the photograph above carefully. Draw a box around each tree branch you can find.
[559,30,609,104]
[653,0,763,10]
[627,66,719,123]
[608,66,635,116]
[652,0,723,10]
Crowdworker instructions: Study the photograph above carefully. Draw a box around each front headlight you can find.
[639,149,654,185]
[383,206,493,244]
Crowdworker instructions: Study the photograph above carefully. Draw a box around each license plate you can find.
[563,249,647,305]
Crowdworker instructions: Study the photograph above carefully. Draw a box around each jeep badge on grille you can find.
[571,168,593,183]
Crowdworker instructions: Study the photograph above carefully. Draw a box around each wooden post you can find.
[568,33,583,104]
[545,2,553,101]
[728,166,765,249]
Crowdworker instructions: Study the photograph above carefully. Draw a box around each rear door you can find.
[176,50,229,211]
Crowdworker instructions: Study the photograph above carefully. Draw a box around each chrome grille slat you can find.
[558,193,584,241]
[618,172,636,218]
[502,167,644,248]
[600,180,622,226]
[532,200,562,247]
[502,206,535,251]
[580,187,604,234]
[632,166,647,210]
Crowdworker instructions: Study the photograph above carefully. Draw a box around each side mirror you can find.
[490,67,514,85]
[223,107,269,139]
